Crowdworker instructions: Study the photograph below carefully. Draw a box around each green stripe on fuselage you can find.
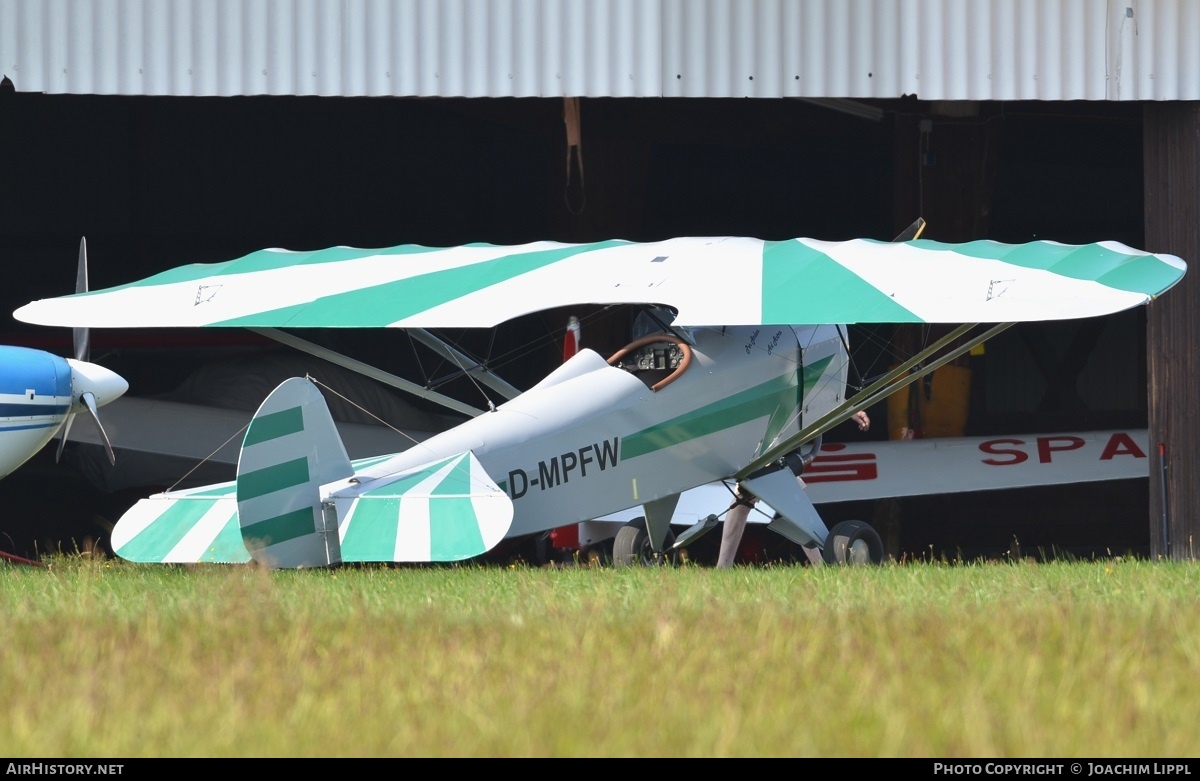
[621,358,830,461]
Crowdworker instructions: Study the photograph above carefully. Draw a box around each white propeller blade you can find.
[80,391,116,465]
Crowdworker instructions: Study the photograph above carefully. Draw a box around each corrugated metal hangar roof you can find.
[1,0,1197,101]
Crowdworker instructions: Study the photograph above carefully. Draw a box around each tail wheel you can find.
[821,520,885,565]
[612,517,678,568]
[796,434,823,468]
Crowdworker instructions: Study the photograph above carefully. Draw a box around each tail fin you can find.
[236,377,352,568]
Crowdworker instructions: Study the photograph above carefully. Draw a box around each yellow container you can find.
[887,364,971,440]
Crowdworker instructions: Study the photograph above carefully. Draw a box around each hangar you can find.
[1,0,1197,561]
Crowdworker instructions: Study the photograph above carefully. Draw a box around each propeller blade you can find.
[55,412,76,464]
[80,391,117,466]
[59,358,127,467]
[74,237,90,362]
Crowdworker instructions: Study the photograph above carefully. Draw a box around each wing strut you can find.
[248,327,487,418]
[408,329,522,400]
[737,321,1014,480]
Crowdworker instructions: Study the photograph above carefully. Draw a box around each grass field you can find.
[2,553,1198,758]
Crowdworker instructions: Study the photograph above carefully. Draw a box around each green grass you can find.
[2,555,1198,758]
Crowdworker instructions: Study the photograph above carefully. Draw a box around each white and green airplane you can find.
[14,229,1186,569]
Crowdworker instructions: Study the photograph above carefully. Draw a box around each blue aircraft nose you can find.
[65,358,128,409]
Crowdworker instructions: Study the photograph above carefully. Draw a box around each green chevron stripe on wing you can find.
[72,244,445,296]
[214,240,626,328]
[761,239,921,324]
[339,452,513,563]
[908,239,1186,296]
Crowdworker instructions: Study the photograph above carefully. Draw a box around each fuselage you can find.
[353,324,849,539]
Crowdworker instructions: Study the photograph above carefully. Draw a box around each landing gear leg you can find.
[716,497,753,569]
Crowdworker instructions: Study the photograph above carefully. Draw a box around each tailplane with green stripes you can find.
[236,377,514,569]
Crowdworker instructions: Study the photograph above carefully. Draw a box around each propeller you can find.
[54,237,128,465]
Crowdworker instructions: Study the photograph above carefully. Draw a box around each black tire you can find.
[612,517,678,568]
[821,519,885,565]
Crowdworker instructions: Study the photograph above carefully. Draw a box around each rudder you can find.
[236,377,353,568]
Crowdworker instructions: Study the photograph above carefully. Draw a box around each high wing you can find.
[15,235,1185,569]
[15,235,1183,459]
[14,237,1185,330]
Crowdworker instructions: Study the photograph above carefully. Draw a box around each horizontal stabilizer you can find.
[109,482,250,564]
[232,377,512,567]
[108,451,400,565]
[109,450,514,566]
[333,451,513,563]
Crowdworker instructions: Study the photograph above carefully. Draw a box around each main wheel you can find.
[612,517,678,567]
[821,520,885,565]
